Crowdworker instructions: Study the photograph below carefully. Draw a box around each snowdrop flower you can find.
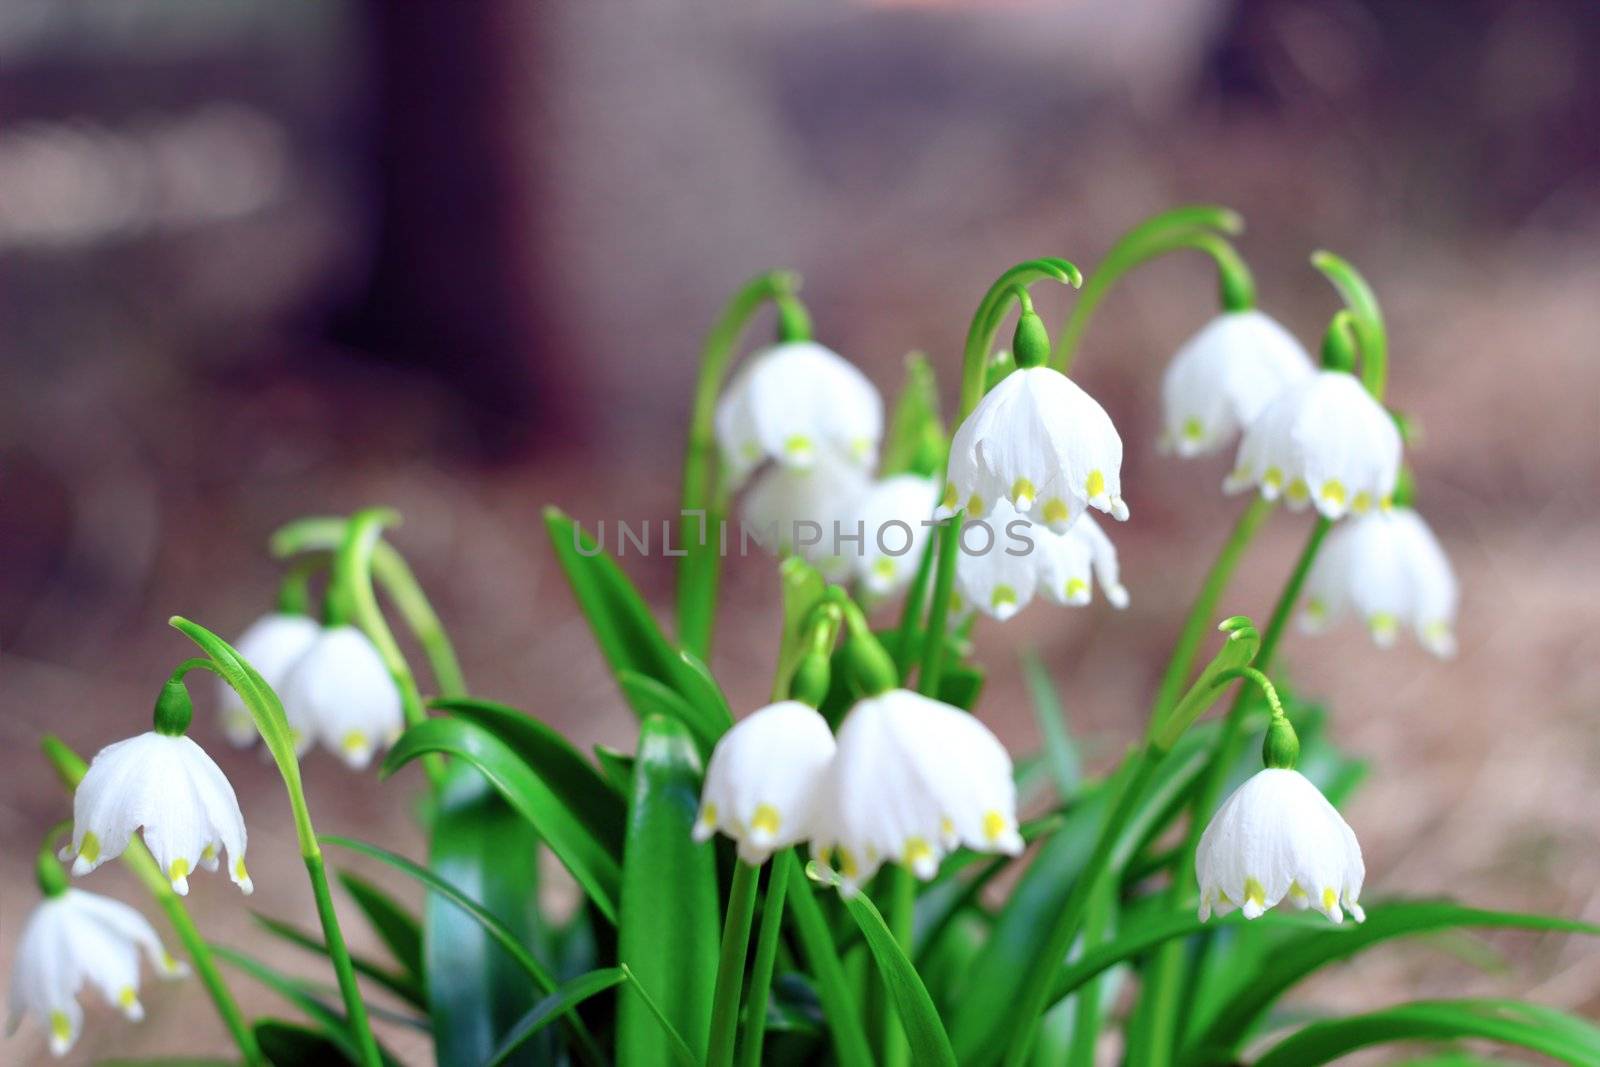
[1197,767,1365,924]
[740,451,870,581]
[214,613,319,747]
[694,701,836,865]
[848,474,938,596]
[8,887,187,1056]
[1224,370,1401,519]
[952,499,1040,621]
[279,625,404,770]
[715,341,883,490]
[1037,512,1130,609]
[1159,310,1315,457]
[941,366,1128,534]
[64,733,252,896]
[1301,506,1458,656]
[812,689,1022,895]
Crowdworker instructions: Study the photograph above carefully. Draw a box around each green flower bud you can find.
[152,674,194,737]
[790,650,833,709]
[1012,309,1052,370]
[1262,714,1300,771]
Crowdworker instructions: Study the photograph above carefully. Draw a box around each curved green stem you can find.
[708,861,761,1067]
[739,857,792,1067]
[883,869,916,1067]
[677,270,807,660]
[1312,250,1387,401]
[959,259,1080,419]
[917,518,962,698]
[276,554,324,617]
[167,617,382,1067]
[41,737,266,1067]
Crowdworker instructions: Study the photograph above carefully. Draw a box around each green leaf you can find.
[936,663,985,710]
[432,695,627,854]
[620,964,705,1067]
[780,853,875,1067]
[618,670,726,757]
[484,968,628,1067]
[673,649,736,736]
[1251,999,1600,1067]
[775,556,829,693]
[1022,650,1080,800]
[382,717,621,923]
[335,870,424,983]
[214,946,368,1064]
[814,863,958,1067]
[594,744,636,792]
[253,1019,360,1067]
[880,352,945,477]
[249,912,425,1008]
[1186,902,1600,1059]
[616,716,719,1065]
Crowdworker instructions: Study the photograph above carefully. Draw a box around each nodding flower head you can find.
[1224,370,1401,520]
[715,341,883,490]
[8,888,188,1056]
[739,450,870,582]
[694,701,836,865]
[1037,511,1130,609]
[279,625,404,770]
[214,613,320,747]
[1160,310,1315,458]
[847,474,939,597]
[810,689,1021,896]
[941,366,1127,534]
[953,500,1040,621]
[1301,505,1458,657]
[63,732,251,897]
[1197,768,1365,925]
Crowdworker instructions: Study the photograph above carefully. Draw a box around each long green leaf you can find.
[780,854,875,1067]
[617,716,719,1065]
[214,946,366,1063]
[485,969,628,1067]
[249,912,424,1008]
[382,717,621,923]
[621,964,705,1067]
[253,1019,361,1067]
[335,870,424,982]
[617,670,726,757]
[1251,999,1600,1067]
[1022,650,1080,801]
[1185,902,1600,1060]
[815,863,958,1067]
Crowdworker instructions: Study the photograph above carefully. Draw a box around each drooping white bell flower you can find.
[952,499,1041,621]
[1300,506,1458,657]
[278,625,403,770]
[1196,768,1365,924]
[63,733,252,896]
[214,613,320,747]
[740,450,870,582]
[940,366,1128,535]
[694,701,836,865]
[7,888,188,1056]
[1159,310,1315,457]
[715,341,883,489]
[848,474,939,597]
[1037,512,1130,609]
[811,689,1022,895]
[1224,370,1401,519]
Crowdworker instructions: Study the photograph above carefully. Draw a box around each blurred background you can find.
[2,0,1597,1062]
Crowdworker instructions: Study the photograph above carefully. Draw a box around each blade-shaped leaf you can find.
[1022,650,1080,800]
[616,716,719,1066]
[620,964,704,1067]
[617,670,726,757]
[382,717,621,923]
[253,1019,364,1067]
[336,870,424,983]
[485,968,628,1067]
[249,912,425,1008]
[213,946,368,1064]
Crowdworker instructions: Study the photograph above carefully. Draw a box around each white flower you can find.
[63,732,252,896]
[279,625,404,770]
[811,689,1022,895]
[1037,512,1130,609]
[694,701,836,865]
[7,888,188,1056]
[715,341,883,489]
[953,499,1041,621]
[1301,506,1458,656]
[941,366,1128,534]
[848,474,939,596]
[739,451,870,581]
[1196,768,1365,924]
[1224,370,1401,519]
[1159,310,1315,457]
[214,613,320,747]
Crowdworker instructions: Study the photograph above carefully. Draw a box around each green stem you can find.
[708,861,762,1067]
[739,856,792,1067]
[276,554,324,617]
[1311,251,1387,401]
[892,527,938,682]
[677,270,806,661]
[41,736,266,1067]
[786,859,875,1067]
[1064,875,1118,1067]
[917,517,962,698]
[305,853,382,1066]
[883,869,915,1067]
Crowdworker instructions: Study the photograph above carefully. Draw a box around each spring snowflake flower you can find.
[953,500,1040,621]
[1301,506,1459,656]
[279,625,404,770]
[7,888,188,1056]
[1037,512,1130,609]
[1160,310,1315,457]
[1197,768,1365,924]
[812,689,1022,895]
[715,341,883,489]
[63,733,252,896]
[1224,370,1401,519]
[941,366,1128,534]
[694,701,836,865]
[740,451,870,581]
[848,474,938,596]
[214,613,320,747]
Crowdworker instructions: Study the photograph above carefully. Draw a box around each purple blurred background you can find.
[2,1,1598,1062]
